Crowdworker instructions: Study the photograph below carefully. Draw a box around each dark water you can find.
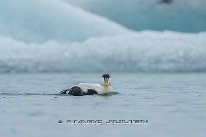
[0,73,206,137]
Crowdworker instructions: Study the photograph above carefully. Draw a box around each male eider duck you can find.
[60,74,113,96]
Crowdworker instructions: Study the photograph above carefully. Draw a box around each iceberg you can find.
[0,0,206,73]
[64,0,206,32]
[0,31,206,73]
[0,0,128,43]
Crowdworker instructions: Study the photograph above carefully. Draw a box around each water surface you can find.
[0,73,205,137]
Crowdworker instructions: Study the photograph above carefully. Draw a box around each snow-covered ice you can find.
[0,31,206,72]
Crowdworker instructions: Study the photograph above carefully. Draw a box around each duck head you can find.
[100,74,111,86]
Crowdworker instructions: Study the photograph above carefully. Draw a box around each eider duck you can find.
[60,74,113,96]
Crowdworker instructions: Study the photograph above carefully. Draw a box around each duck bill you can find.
[105,78,109,83]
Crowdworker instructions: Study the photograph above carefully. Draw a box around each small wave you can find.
[0,92,59,96]
[0,92,119,97]
[99,92,120,96]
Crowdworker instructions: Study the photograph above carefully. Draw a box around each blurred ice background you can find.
[0,0,206,73]
[1,1,206,137]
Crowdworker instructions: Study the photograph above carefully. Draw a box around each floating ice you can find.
[0,31,206,73]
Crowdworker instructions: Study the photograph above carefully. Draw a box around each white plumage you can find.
[79,83,113,94]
